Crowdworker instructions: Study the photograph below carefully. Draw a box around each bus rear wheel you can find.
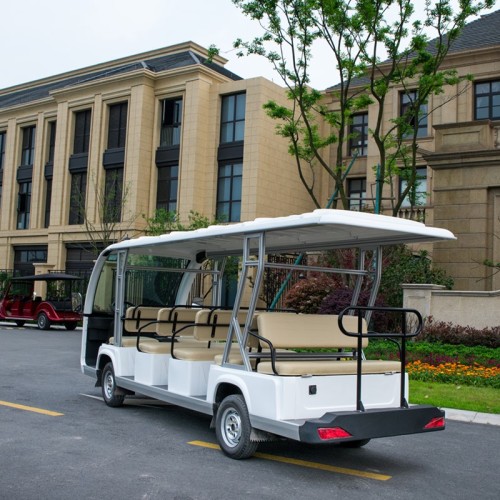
[101,362,125,407]
[215,394,258,459]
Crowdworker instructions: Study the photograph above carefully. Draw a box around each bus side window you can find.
[92,255,117,314]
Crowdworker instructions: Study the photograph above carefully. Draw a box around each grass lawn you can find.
[409,380,500,414]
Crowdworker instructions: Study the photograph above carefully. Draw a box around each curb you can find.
[443,407,500,426]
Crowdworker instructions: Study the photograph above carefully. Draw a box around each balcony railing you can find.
[397,206,426,223]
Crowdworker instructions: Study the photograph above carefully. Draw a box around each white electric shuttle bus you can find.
[81,210,455,459]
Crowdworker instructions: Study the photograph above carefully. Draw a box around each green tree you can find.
[75,172,136,256]
[143,209,222,236]
[234,0,373,208]
[232,0,494,212]
[379,245,454,307]
[362,0,494,215]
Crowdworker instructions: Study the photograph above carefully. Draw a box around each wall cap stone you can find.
[401,284,446,290]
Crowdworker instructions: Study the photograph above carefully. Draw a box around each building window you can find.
[44,122,56,228]
[108,102,128,149]
[220,93,246,143]
[44,179,52,228]
[400,167,427,207]
[400,91,427,138]
[347,178,366,211]
[216,162,242,222]
[74,110,91,154]
[104,168,123,223]
[475,80,500,120]
[47,121,57,163]
[17,181,32,229]
[66,244,103,272]
[21,126,36,166]
[0,131,5,170]
[160,99,182,147]
[0,131,5,210]
[14,246,48,275]
[156,165,178,212]
[69,172,87,225]
[349,113,368,156]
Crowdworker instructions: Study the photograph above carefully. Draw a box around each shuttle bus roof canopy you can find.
[106,210,455,259]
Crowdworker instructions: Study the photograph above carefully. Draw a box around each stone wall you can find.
[402,284,500,328]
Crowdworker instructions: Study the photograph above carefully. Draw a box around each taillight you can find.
[317,427,352,440]
[424,417,445,429]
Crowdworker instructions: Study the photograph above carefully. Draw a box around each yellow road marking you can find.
[0,400,64,417]
[188,440,391,481]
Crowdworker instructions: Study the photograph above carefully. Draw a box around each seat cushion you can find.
[256,359,401,376]
[172,344,226,361]
[109,336,158,348]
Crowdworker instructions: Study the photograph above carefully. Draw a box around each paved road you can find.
[0,324,499,500]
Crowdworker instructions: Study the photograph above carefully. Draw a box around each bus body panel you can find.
[207,366,407,421]
[206,366,283,419]
[112,375,213,415]
[97,345,136,377]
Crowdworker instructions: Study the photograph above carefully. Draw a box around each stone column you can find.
[402,284,446,320]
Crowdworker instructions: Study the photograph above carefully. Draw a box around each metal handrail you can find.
[338,306,423,411]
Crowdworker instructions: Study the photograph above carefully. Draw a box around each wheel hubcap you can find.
[221,408,241,447]
[104,372,114,399]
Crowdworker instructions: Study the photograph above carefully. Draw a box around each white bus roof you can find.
[107,210,455,259]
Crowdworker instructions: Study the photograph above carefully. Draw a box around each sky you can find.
[0,0,285,90]
[1,0,497,92]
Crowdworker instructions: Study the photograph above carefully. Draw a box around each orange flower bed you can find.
[407,360,500,388]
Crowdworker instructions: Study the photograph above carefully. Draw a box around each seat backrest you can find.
[193,309,257,342]
[123,306,161,333]
[256,312,368,349]
[156,307,198,336]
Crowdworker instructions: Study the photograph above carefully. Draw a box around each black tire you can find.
[15,321,25,327]
[215,394,258,459]
[64,322,78,331]
[338,439,371,448]
[101,362,125,407]
[37,312,51,330]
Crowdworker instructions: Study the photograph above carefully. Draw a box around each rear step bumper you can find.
[299,405,445,444]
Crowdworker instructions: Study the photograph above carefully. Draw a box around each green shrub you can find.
[365,339,500,366]
[379,246,454,307]
[420,317,500,348]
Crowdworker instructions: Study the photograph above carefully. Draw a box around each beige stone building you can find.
[0,10,499,293]
[0,42,311,278]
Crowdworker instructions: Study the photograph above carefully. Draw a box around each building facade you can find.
[0,42,311,278]
[324,10,500,291]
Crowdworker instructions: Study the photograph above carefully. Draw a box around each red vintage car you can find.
[0,273,83,330]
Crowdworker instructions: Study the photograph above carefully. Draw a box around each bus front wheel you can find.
[215,394,258,459]
[101,362,125,407]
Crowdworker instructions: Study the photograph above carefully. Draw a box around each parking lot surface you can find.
[0,325,498,499]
